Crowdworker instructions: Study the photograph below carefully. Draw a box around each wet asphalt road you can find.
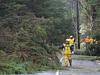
[34,60,100,75]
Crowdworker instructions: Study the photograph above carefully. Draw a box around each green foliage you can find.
[86,0,98,4]
[84,43,100,56]
[34,25,47,42]
[0,50,26,74]
[31,0,67,18]
[0,46,60,74]
[0,0,75,73]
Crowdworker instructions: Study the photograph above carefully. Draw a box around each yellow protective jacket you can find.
[64,44,71,55]
[69,38,75,46]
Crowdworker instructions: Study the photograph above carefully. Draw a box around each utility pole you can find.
[76,0,80,49]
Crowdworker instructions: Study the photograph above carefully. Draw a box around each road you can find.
[34,60,100,75]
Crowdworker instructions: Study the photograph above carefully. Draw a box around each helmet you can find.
[70,35,73,38]
[63,43,66,46]
[66,39,70,42]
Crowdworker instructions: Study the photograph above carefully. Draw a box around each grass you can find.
[72,55,100,61]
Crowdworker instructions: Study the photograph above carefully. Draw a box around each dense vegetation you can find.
[0,0,74,74]
[79,0,100,55]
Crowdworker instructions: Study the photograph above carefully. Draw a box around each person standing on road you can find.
[64,39,72,67]
[69,35,75,54]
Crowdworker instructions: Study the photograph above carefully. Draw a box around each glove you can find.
[72,51,74,54]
